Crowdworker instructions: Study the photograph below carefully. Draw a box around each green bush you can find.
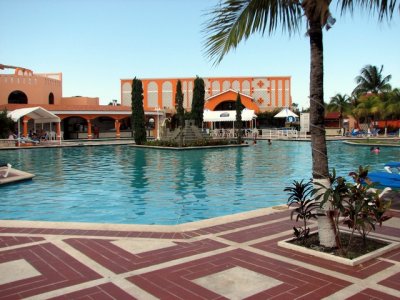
[285,179,322,244]
[0,110,15,139]
[315,166,392,255]
[287,166,392,256]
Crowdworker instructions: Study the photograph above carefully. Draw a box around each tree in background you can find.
[383,88,400,120]
[354,94,383,124]
[353,65,392,97]
[0,110,15,139]
[235,92,244,144]
[191,76,205,127]
[175,80,185,147]
[327,93,352,129]
[203,0,399,248]
[131,77,147,145]
[256,109,286,128]
[291,103,300,115]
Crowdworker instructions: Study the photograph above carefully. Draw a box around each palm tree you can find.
[381,88,400,133]
[203,0,398,248]
[327,93,352,129]
[354,95,383,125]
[385,88,400,119]
[291,102,300,115]
[353,64,392,97]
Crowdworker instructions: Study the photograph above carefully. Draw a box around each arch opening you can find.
[49,92,54,105]
[8,90,28,104]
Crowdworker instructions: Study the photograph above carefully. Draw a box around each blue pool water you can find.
[0,141,398,225]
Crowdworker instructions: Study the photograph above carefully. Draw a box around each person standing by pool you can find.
[252,128,258,140]
[93,125,100,139]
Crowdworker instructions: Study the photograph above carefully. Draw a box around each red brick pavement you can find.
[0,208,399,299]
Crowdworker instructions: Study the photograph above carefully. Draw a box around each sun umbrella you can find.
[274,108,299,119]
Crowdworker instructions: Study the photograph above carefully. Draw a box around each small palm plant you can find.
[285,180,320,244]
[317,166,392,255]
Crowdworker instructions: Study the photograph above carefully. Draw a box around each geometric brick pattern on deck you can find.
[64,237,228,273]
[0,211,399,299]
[0,243,101,299]
[128,249,351,299]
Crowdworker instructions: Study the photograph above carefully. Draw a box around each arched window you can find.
[122,82,132,106]
[8,90,28,104]
[162,81,173,108]
[49,92,54,105]
[147,81,158,108]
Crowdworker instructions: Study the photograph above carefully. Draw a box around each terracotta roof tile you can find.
[325,112,341,119]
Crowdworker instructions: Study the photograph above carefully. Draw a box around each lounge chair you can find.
[0,162,12,178]
[371,128,380,136]
[350,129,362,137]
[16,137,40,145]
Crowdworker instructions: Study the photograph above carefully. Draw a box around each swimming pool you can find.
[0,141,398,225]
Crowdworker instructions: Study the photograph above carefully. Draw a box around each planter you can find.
[130,144,249,150]
[278,232,400,266]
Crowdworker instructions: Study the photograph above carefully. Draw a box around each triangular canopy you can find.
[203,109,257,122]
[274,108,299,118]
[7,107,60,124]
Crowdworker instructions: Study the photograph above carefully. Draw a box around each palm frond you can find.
[353,64,392,95]
[339,0,399,21]
[203,0,302,65]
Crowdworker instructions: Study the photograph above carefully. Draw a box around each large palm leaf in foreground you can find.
[203,0,398,247]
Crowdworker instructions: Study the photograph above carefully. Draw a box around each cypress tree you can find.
[175,80,184,146]
[235,92,244,144]
[131,77,147,145]
[191,76,205,127]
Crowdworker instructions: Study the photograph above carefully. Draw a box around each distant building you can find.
[0,64,131,139]
[120,76,292,114]
[1,65,293,139]
[0,65,62,105]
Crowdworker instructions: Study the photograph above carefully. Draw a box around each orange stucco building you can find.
[1,64,292,140]
[0,65,133,139]
[120,76,292,114]
[0,66,62,106]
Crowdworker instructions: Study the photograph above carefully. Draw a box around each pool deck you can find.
[1,206,400,299]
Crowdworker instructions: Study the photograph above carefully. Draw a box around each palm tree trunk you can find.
[308,20,337,248]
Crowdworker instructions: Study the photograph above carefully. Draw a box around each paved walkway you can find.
[0,139,136,151]
[0,207,399,299]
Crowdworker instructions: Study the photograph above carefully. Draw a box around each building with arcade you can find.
[1,64,292,140]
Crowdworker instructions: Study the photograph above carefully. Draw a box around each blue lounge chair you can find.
[368,162,400,188]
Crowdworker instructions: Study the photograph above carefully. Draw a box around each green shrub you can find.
[287,166,392,256]
[0,110,15,139]
[315,166,392,254]
[285,180,322,244]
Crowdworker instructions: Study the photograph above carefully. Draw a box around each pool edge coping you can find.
[0,205,289,233]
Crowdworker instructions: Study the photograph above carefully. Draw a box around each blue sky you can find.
[1,0,399,109]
